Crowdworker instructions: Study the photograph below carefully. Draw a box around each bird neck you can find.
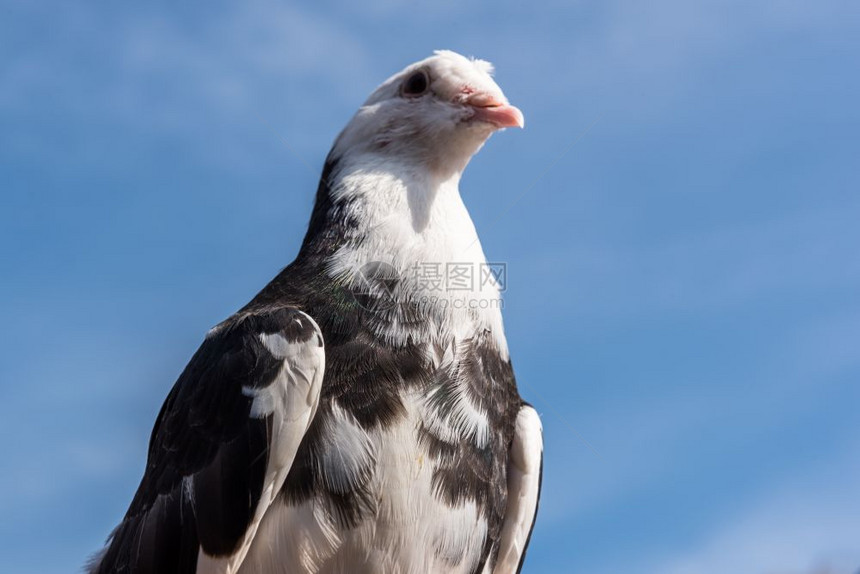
[295,150,508,357]
[322,151,490,275]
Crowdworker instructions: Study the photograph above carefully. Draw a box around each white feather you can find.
[420,343,491,448]
[494,405,543,574]
[318,402,376,494]
[260,332,291,358]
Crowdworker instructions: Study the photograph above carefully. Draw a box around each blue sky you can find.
[2,1,859,572]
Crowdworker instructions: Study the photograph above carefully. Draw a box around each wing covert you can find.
[91,307,325,574]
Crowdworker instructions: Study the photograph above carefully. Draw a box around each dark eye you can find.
[402,70,430,97]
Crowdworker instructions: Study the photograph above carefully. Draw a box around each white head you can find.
[331,50,523,178]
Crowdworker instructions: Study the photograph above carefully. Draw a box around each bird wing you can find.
[91,307,325,574]
[494,404,543,574]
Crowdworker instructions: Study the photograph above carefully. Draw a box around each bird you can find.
[89,50,543,574]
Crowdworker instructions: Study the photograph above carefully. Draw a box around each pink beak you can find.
[466,93,525,129]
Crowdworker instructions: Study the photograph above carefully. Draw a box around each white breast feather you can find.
[317,402,376,494]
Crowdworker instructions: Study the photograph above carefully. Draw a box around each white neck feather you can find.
[326,152,509,358]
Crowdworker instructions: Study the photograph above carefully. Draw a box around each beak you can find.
[465,93,525,129]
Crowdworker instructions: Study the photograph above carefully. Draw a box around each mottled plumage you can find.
[91,50,542,574]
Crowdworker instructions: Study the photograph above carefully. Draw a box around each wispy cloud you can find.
[1,2,372,170]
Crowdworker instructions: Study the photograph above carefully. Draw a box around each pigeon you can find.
[90,49,543,574]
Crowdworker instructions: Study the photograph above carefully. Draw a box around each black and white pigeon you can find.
[90,50,542,574]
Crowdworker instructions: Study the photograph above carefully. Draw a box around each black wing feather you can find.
[92,308,317,574]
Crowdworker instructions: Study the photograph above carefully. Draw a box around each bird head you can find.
[331,50,523,177]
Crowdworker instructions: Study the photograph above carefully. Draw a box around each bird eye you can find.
[401,70,430,97]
